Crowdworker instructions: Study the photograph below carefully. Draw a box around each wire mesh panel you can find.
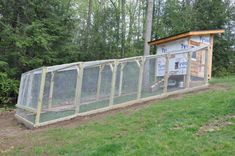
[39,67,77,123]
[79,64,111,113]
[29,71,42,108]
[141,56,164,98]
[114,60,140,105]
[167,53,188,92]
[16,108,36,124]
[16,69,42,124]
[190,49,206,87]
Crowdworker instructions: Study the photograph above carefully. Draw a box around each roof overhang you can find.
[148,29,225,45]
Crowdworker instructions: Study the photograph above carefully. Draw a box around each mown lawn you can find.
[6,76,235,156]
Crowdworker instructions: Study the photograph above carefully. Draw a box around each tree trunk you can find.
[86,0,93,52]
[143,0,154,90]
[121,0,125,58]
[144,0,153,56]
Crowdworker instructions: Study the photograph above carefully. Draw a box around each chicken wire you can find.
[16,46,209,127]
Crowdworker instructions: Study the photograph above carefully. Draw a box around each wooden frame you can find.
[109,60,118,106]
[204,47,209,84]
[186,52,192,88]
[96,65,104,100]
[137,57,145,99]
[35,67,47,125]
[16,46,211,128]
[75,63,84,114]
[163,54,170,93]
[148,30,224,45]
[48,72,55,109]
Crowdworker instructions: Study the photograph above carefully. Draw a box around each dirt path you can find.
[0,83,230,153]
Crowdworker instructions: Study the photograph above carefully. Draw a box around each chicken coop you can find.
[16,45,211,128]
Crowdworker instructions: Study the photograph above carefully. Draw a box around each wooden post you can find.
[204,47,209,84]
[137,57,145,99]
[186,51,192,88]
[48,72,55,109]
[109,60,118,106]
[163,54,170,93]
[35,67,47,125]
[208,34,214,79]
[118,63,125,96]
[96,65,104,100]
[75,63,84,114]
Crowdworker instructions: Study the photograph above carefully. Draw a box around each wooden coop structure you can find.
[149,29,224,79]
[15,30,223,128]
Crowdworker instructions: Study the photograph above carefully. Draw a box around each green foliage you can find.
[0,73,18,108]
[0,0,234,107]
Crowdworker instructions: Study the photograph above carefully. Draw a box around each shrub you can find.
[0,73,19,108]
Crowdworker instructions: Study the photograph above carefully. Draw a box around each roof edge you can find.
[148,29,224,45]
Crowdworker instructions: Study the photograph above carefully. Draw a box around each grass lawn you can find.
[4,76,235,156]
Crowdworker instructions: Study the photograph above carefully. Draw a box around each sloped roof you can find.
[148,29,224,45]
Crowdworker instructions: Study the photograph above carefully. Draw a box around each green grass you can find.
[5,76,235,156]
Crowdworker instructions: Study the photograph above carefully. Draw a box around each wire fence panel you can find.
[114,61,140,105]
[190,49,206,87]
[39,67,77,123]
[167,53,188,92]
[141,56,164,98]
[79,64,111,113]
[16,46,209,127]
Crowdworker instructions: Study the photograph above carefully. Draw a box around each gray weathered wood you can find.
[186,52,192,88]
[96,65,104,100]
[109,60,118,106]
[118,63,125,96]
[163,54,170,93]
[137,57,145,99]
[75,63,84,114]
[204,47,209,84]
[48,72,55,109]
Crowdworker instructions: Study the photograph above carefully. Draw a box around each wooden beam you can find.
[149,29,224,45]
[109,60,118,106]
[137,57,145,99]
[163,54,170,93]
[118,63,125,96]
[75,63,84,114]
[204,47,209,84]
[16,104,37,113]
[48,72,55,109]
[35,67,47,125]
[96,65,104,100]
[186,52,192,88]
[208,34,214,79]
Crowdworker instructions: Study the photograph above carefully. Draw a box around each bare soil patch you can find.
[196,115,235,136]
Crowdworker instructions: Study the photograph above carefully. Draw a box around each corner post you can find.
[137,56,145,99]
[186,51,192,88]
[35,67,47,125]
[118,63,124,96]
[109,60,118,106]
[75,63,84,114]
[48,72,55,109]
[96,65,104,100]
[163,54,170,93]
[204,47,209,84]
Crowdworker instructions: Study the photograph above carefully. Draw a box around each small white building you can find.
[148,30,224,79]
